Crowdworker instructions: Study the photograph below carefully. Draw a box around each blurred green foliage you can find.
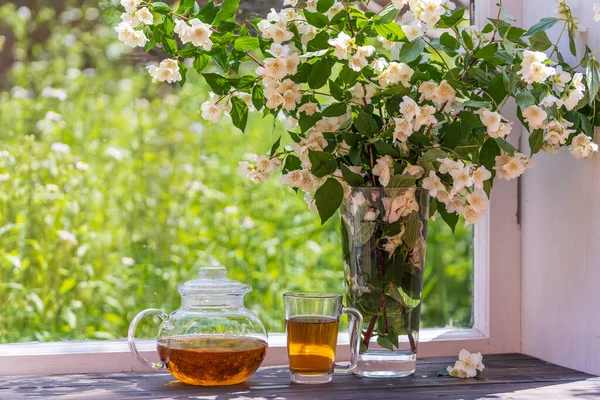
[0,1,472,343]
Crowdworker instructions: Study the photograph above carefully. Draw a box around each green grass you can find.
[0,2,472,342]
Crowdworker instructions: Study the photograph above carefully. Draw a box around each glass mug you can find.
[284,292,363,384]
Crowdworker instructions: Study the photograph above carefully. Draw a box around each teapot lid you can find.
[178,266,251,298]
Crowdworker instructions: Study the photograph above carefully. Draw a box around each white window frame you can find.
[0,0,523,376]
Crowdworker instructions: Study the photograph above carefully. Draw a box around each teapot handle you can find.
[127,308,169,369]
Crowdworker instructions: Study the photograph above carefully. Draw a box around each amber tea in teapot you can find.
[128,266,268,386]
[157,336,268,386]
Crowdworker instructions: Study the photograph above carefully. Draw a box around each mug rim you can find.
[283,292,342,299]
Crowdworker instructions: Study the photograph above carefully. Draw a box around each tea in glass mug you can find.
[284,292,363,384]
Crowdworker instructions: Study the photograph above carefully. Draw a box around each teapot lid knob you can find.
[197,265,227,279]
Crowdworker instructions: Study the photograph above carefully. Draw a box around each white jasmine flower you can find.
[267,44,290,57]
[449,166,473,191]
[563,87,585,111]
[325,1,344,19]
[403,163,424,178]
[201,99,224,122]
[466,189,489,213]
[298,102,320,116]
[438,157,464,174]
[264,57,288,80]
[349,45,376,72]
[147,59,182,83]
[351,83,377,105]
[540,94,563,108]
[433,80,456,104]
[522,105,547,129]
[402,21,424,42]
[418,81,437,102]
[372,155,394,187]
[75,161,89,171]
[328,32,353,60]
[384,189,420,223]
[120,0,142,14]
[315,116,343,133]
[370,57,389,73]
[304,192,318,212]
[42,87,68,101]
[266,24,294,44]
[281,169,324,192]
[422,171,445,196]
[379,63,414,87]
[121,12,139,28]
[552,66,571,92]
[569,134,598,159]
[454,349,485,378]
[393,118,414,143]
[399,96,420,120]
[392,0,408,9]
[463,205,482,225]
[413,105,437,131]
[478,109,502,133]
[471,166,491,189]
[115,21,147,47]
[284,0,299,6]
[136,7,153,25]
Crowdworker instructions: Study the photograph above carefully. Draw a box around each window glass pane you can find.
[0,0,472,343]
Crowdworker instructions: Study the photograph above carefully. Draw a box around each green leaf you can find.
[388,174,416,188]
[525,17,559,36]
[269,136,281,157]
[314,178,344,224]
[234,36,259,51]
[230,96,248,132]
[440,32,459,50]
[437,8,466,28]
[213,0,239,25]
[376,335,395,351]
[487,73,508,105]
[398,38,425,63]
[528,129,544,155]
[461,29,474,51]
[437,368,450,377]
[252,84,265,110]
[202,73,230,95]
[59,278,77,294]
[586,59,600,105]
[304,10,329,28]
[178,61,187,87]
[176,0,196,13]
[307,31,330,52]
[568,29,577,56]
[161,37,178,55]
[321,102,347,117]
[193,54,210,73]
[438,204,459,233]
[341,164,364,186]
[308,58,331,89]
[474,43,498,60]
[403,212,421,250]
[299,112,322,132]
[329,79,345,101]
[283,154,302,173]
[374,141,400,157]
[309,150,338,178]
[317,0,334,13]
[377,6,400,24]
[515,91,536,110]
[529,31,553,51]
[479,137,501,174]
[147,24,164,51]
[150,2,171,14]
[580,113,593,136]
[375,23,405,41]
[354,109,378,136]
[197,0,218,23]
[421,149,448,163]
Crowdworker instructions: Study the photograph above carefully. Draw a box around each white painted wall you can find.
[520,0,600,375]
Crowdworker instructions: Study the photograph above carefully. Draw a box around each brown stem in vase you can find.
[380,291,388,334]
[362,314,378,348]
[408,330,417,353]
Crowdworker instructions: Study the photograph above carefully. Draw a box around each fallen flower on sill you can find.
[438,349,485,378]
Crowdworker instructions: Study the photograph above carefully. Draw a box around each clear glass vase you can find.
[341,186,429,378]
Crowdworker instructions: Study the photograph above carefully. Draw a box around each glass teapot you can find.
[128,266,268,386]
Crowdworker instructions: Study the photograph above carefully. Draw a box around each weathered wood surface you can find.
[1,354,599,400]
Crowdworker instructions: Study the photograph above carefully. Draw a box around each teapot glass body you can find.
[128,266,268,386]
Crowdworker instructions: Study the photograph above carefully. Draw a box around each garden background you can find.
[0,0,472,342]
